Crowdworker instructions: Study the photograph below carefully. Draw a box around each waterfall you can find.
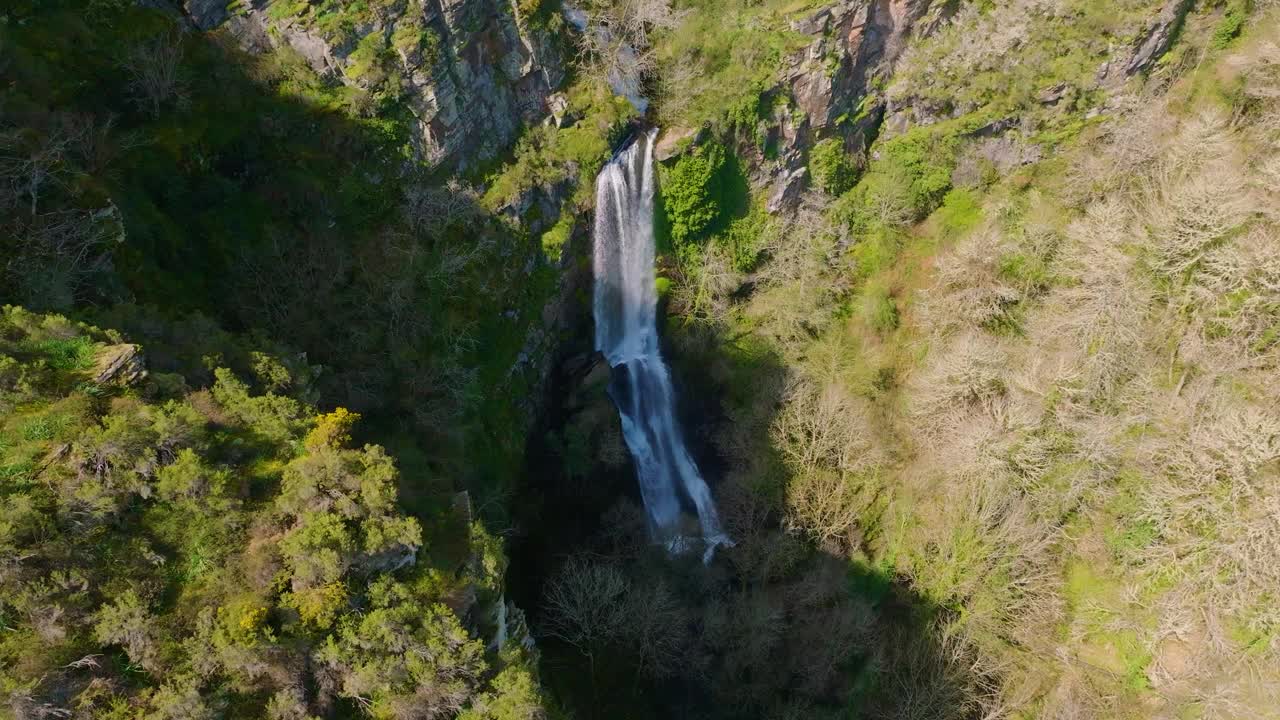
[592,129,728,561]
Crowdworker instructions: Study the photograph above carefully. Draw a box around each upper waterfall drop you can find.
[591,129,728,561]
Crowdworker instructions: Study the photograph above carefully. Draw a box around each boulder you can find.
[655,127,701,162]
[93,344,147,387]
[1038,82,1070,105]
[546,92,573,128]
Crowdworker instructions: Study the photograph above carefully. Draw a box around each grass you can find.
[19,414,66,441]
[24,336,96,371]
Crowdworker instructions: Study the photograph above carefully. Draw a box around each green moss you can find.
[267,0,309,22]
[392,20,441,67]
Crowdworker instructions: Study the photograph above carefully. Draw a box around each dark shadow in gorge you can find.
[510,309,991,720]
[2,0,552,525]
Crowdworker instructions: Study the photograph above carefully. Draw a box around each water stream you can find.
[592,129,728,561]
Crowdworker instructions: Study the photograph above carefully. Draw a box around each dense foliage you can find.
[807,138,857,196]
[0,0,561,516]
[1,1,558,717]
[0,307,539,717]
[658,141,726,247]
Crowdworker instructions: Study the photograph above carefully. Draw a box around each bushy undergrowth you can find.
[0,308,541,717]
[639,6,1280,720]
[1,0,561,518]
[890,0,1162,120]
[660,141,727,246]
[808,138,859,196]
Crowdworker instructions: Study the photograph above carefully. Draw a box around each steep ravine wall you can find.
[651,0,950,211]
[176,0,565,170]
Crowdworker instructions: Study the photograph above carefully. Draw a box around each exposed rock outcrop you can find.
[180,0,228,29]
[756,0,942,209]
[767,166,809,214]
[1123,0,1195,76]
[177,0,565,170]
[92,344,147,387]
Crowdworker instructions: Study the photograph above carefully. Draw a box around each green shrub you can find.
[1212,1,1251,49]
[345,31,391,84]
[809,138,857,195]
[847,227,901,280]
[998,251,1052,293]
[655,276,672,298]
[935,189,982,238]
[483,82,636,210]
[879,125,961,218]
[660,142,726,247]
[719,204,768,273]
[861,280,899,333]
[541,217,574,264]
[831,118,973,242]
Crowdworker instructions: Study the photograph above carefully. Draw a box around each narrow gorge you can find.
[3,0,1278,719]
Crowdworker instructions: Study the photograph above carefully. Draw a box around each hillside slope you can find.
[516,1,1280,719]
[644,2,1280,718]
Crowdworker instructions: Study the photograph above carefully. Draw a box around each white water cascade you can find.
[592,129,729,561]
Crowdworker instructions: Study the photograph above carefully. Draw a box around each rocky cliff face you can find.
[181,0,564,170]
[735,0,946,210]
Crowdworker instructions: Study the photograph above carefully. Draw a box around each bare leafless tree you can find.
[124,31,186,118]
[621,580,690,679]
[402,179,482,236]
[540,556,630,673]
[0,126,72,216]
[576,0,683,89]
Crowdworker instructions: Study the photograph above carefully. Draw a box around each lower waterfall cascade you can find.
[591,129,729,561]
